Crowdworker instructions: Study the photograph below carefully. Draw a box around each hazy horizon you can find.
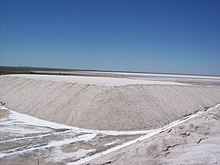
[1,65,220,77]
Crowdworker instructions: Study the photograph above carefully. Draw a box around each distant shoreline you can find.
[1,65,220,77]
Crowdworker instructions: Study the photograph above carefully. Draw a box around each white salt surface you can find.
[0,107,157,135]
[50,148,96,162]
[1,75,220,131]
[69,104,220,165]
[1,105,220,163]
[7,108,74,129]
[4,74,187,86]
[111,72,220,79]
[46,133,97,148]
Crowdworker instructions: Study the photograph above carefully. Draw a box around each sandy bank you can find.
[0,74,220,131]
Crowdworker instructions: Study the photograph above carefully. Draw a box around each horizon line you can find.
[1,65,220,77]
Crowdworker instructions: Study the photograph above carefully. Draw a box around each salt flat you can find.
[0,74,220,131]
[0,106,142,164]
[0,73,220,164]
[85,105,220,165]
[1,105,220,165]
[3,74,187,86]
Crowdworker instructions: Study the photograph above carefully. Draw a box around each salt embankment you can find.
[0,74,220,131]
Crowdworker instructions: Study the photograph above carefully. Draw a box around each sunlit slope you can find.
[0,75,220,131]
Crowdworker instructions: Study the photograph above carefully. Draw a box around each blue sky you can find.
[0,0,220,75]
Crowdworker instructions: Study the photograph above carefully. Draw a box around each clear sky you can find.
[0,0,220,75]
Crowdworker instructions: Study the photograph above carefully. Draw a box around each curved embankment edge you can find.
[69,104,220,165]
[1,104,219,164]
[0,75,220,131]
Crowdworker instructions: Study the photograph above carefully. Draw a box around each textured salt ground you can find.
[0,74,220,131]
[0,107,143,165]
[1,105,220,165]
[83,106,220,165]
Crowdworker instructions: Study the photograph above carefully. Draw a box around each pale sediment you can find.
[0,75,220,131]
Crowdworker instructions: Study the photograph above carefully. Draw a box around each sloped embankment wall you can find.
[0,75,220,131]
